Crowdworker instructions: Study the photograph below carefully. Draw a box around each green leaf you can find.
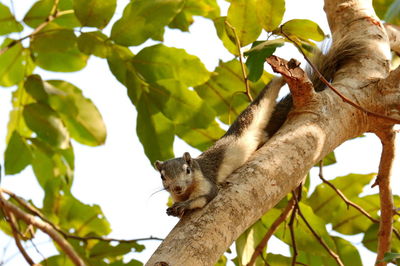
[0,3,23,35]
[245,39,284,82]
[255,0,285,31]
[106,44,135,86]
[90,241,144,259]
[31,139,74,188]
[25,74,48,102]
[213,16,238,55]
[373,0,395,19]
[175,121,225,151]
[148,80,216,128]
[4,131,32,175]
[281,19,325,41]
[383,252,400,262]
[31,28,77,53]
[77,31,110,58]
[384,0,400,24]
[332,236,362,266]
[73,0,116,29]
[321,151,337,166]
[136,93,174,163]
[24,0,80,28]
[168,0,220,31]
[226,0,262,46]
[31,27,88,72]
[265,254,292,265]
[194,59,273,124]
[110,0,184,46]
[39,255,74,266]
[37,79,107,146]
[363,223,400,253]
[0,39,25,87]
[236,220,267,265]
[132,44,210,88]
[23,102,70,149]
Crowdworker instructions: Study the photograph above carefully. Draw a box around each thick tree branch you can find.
[374,128,396,266]
[0,192,86,266]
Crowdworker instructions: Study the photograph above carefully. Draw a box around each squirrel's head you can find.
[154,152,202,202]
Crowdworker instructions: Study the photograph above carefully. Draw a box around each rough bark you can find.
[146,0,399,265]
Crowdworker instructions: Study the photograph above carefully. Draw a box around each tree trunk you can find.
[146,0,400,265]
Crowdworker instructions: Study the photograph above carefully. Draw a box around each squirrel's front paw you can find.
[166,202,188,217]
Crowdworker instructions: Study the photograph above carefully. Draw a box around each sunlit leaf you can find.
[256,0,285,31]
[0,3,23,35]
[23,103,70,149]
[281,19,325,41]
[132,44,210,88]
[226,0,262,46]
[110,0,184,46]
[236,220,267,265]
[73,0,116,29]
[136,93,174,164]
[4,131,32,175]
[245,39,284,82]
[0,39,24,87]
[213,16,238,55]
[77,31,110,58]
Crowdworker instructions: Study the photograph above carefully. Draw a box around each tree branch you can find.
[246,198,295,266]
[374,128,396,266]
[0,191,86,266]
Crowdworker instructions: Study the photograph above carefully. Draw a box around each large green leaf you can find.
[213,16,238,55]
[226,0,262,46]
[4,131,32,175]
[132,44,210,88]
[23,102,70,149]
[136,93,174,163]
[110,0,184,46]
[245,39,284,82]
[73,0,116,29]
[0,39,25,87]
[373,0,395,18]
[148,80,215,128]
[255,0,285,32]
[25,76,107,146]
[23,0,80,28]
[168,0,220,31]
[31,139,74,188]
[31,27,88,72]
[89,241,144,259]
[77,31,110,58]
[0,3,23,35]
[175,121,225,151]
[194,59,272,124]
[281,19,325,41]
[106,45,135,86]
[236,220,267,266]
[363,223,400,253]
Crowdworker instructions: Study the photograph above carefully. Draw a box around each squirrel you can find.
[155,37,367,217]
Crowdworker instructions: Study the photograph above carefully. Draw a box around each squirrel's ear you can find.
[183,152,192,165]
[154,160,163,171]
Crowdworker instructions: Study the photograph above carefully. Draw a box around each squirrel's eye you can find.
[186,168,191,174]
[160,174,165,181]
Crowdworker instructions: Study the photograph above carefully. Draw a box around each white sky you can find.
[0,0,399,265]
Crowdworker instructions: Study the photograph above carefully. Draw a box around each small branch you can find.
[280,29,400,124]
[266,56,315,108]
[0,192,86,266]
[374,128,396,266]
[288,202,298,266]
[246,198,295,266]
[1,188,163,244]
[224,21,253,101]
[3,209,36,265]
[292,195,344,266]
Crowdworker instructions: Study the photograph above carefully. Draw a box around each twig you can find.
[224,21,253,101]
[292,194,344,266]
[280,28,400,124]
[246,198,295,266]
[288,202,298,266]
[1,188,163,244]
[3,209,37,265]
[0,192,86,266]
[374,128,396,266]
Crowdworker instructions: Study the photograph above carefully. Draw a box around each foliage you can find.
[0,0,399,265]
